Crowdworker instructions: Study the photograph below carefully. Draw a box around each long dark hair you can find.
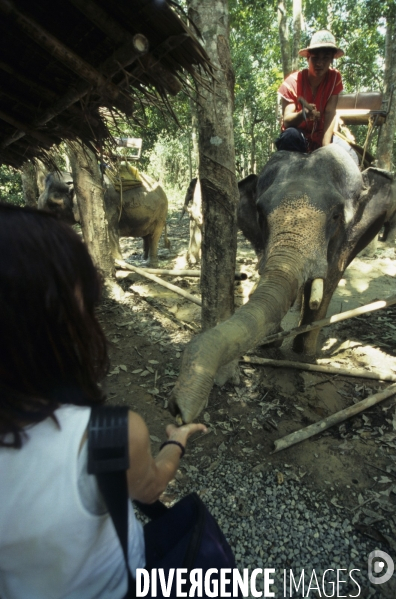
[0,204,109,447]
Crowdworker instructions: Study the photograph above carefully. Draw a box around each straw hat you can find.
[299,30,344,59]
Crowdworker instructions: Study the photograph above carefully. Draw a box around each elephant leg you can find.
[187,220,201,264]
[143,236,150,261]
[359,236,377,257]
[162,223,171,250]
[387,219,396,243]
[383,216,396,244]
[143,224,163,267]
[293,276,340,355]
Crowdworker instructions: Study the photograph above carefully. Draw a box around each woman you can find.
[0,204,206,599]
[276,30,344,153]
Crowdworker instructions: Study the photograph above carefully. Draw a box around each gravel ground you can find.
[137,457,396,599]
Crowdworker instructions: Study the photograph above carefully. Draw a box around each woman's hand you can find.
[126,413,207,503]
[165,422,207,448]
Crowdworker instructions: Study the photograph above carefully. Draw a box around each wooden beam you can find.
[0,109,55,146]
[0,34,148,150]
[100,35,149,77]
[0,0,135,115]
[70,0,181,95]
[0,89,38,112]
[68,0,133,45]
[0,58,100,126]
[0,59,58,102]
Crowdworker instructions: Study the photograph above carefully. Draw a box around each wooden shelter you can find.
[0,0,211,168]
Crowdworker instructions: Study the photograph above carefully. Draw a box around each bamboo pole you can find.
[273,383,396,453]
[241,356,396,383]
[115,259,202,306]
[259,295,396,347]
[117,268,201,277]
[116,268,247,280]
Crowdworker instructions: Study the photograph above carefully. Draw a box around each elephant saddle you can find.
[107,162,143,192]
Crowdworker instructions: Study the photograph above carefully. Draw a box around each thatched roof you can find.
[0,0,212,168]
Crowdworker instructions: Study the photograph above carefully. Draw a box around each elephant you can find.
[169,144,394,423]
[38,170,170,266]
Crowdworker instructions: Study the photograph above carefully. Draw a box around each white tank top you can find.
[0,404,145,599]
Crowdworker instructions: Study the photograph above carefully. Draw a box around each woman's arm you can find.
[322,94,339,146]
[126,411,206,504]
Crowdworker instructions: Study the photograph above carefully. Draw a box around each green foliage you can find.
[0,165,23,205]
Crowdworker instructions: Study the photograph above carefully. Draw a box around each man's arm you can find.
[126,411,206,504]
[282,98,318,129]
[322,94,339,146]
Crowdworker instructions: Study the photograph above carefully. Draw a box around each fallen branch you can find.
[259,295,396,346]
[242,356,396,383]
[115,259,202,306]
[117,268,247,280]
[118,267,201,277]
[273,383,396,453]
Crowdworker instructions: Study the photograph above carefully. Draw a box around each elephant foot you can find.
[142,258,159,268]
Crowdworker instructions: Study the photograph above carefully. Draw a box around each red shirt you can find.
[278,68,343,151]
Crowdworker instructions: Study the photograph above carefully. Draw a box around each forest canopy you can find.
[1,0,394,202]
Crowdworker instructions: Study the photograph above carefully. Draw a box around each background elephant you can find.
[38,170,170,266]
[169,144,394,422]
[180,177,202,264]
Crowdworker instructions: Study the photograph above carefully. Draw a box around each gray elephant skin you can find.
[38,170,169,266]
[169,145,394,422]
[181,177,202,264]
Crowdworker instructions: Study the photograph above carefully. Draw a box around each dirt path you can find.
[100,210,396,550]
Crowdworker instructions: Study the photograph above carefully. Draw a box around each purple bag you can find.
[88,406,238,599]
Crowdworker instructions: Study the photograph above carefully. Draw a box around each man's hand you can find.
[298,97,320,121]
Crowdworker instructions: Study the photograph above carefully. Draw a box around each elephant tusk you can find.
[309,278,324,310]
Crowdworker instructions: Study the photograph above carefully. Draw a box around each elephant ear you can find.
[339,167,393,270]
[237,173,258,203]
[237,174,263,254]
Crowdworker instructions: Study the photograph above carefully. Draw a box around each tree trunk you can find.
[278,0,292,78]
[278,0,301,77]
[187,0,239,331]
[21,160,38,207]
[67,141,114,279]
[291,0,302,72]
[377,15,396,171]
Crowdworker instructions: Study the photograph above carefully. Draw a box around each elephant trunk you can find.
[169,252,304,422]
